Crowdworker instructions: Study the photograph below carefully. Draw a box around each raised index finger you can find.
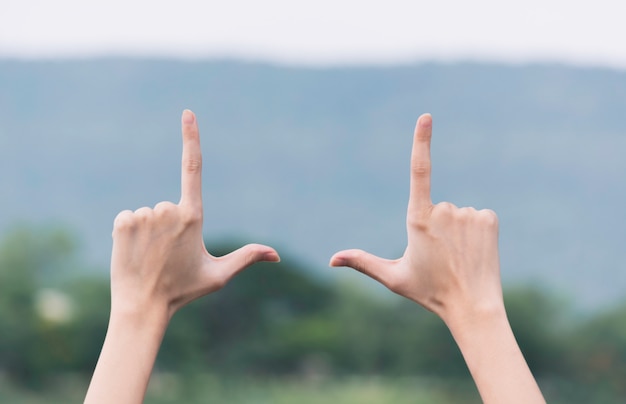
[179,109,203,209]
[408,113,433,212]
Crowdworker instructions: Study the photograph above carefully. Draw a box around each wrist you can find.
[109,298,171,334]
[86,295,170,404]
[440,299,545,404]
[441,298,508,338]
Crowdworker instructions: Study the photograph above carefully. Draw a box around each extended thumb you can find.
[216,243,280,278]
[330,249,392,286]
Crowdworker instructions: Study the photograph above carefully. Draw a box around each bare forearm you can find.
[331,114,545,402]
[85,306,169,404]
[446,306,545,404]
[84,110,278,404]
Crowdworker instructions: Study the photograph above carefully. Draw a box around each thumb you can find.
[214,243,280,281]
[330,249,396,287]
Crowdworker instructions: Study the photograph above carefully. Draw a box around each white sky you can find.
[1,0,626,68]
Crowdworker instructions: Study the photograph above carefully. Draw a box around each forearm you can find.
[85,305,169,404]
[85,110,278,403]
[445,306,545,404]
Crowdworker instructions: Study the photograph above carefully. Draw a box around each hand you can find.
[86,110,280,404]
[330,113,502,324]
[330,114,545,404]
[110,109,280,319]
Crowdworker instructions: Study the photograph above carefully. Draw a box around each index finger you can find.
[179,109,203,209]
[408,113,433,212]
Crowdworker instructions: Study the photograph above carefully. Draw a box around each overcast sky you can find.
[1,0,626,68]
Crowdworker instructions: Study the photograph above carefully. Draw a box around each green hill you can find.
[0,59,625,309]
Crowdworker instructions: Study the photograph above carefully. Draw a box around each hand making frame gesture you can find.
[109,110,279,318]
[85,110,280,404]
[85,111,545,404]
[331,114,545,404]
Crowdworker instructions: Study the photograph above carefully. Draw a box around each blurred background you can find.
[1,1,625,402]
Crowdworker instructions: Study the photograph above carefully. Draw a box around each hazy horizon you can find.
[3,0,626,69]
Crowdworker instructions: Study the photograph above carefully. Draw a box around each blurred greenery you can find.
[1,225,625,403]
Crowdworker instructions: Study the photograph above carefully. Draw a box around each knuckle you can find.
[246,244,265,264]
[480,209,499,226]
[343,249,365,272]
[407,203,434,229]
[411,161,431,177]
[133,207,153,221]
[406,213,428,231]
[182,207,203,225]
[417,132,432,142]
[457,206,476,220]
[434,201,456,217]
[437,201,456,211]
[236,245,260,269]
[154,201,176,216]
[184,157,202,174]
[431,202,458,223]
[113,210,135,233]
[245,248,259,267]
[416,126,432,142]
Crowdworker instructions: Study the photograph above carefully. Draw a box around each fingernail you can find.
[331,257,346,267]
[419,113,432,128]
[264,251,281,262]
[182,109,195,124]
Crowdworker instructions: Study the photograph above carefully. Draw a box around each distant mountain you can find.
[1,59,625,309]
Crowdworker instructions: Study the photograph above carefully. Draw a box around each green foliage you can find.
[142,375,481,404]
[0,226,109,387]
[504,286,571,375]
[567,301,626,398]
[0,226,75,386]
[0,226,625,402]
[161,247,337,373]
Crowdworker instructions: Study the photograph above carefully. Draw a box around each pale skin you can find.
[86,110,544,404]
[84,110,280,404]
[330,114,546,403]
